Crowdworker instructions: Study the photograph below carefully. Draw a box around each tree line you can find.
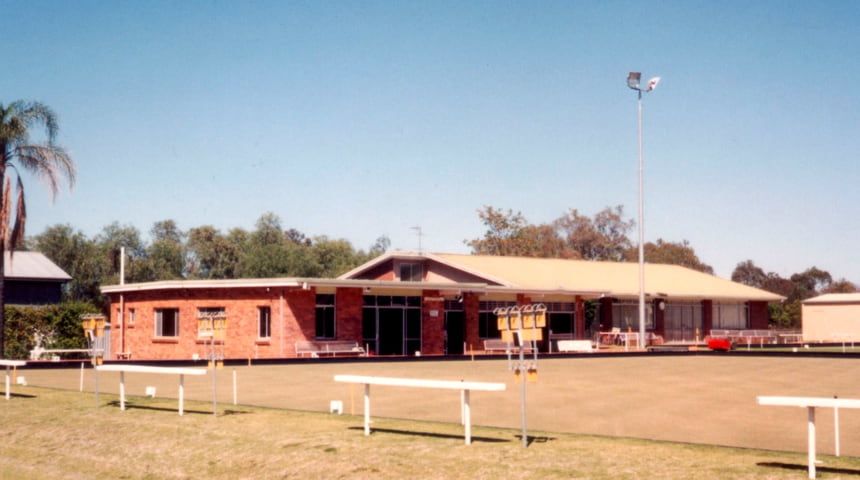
[28,212,390,308]
[466,205,716,273]
[25,204,858,329]
[466,205,857,328]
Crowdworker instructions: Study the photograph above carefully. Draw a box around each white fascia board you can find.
[100,278,304,293]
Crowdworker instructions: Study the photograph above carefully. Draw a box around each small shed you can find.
[802,293,860,343]
[4,251,72,305]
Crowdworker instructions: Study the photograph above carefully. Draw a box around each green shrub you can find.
[3,301,101,359]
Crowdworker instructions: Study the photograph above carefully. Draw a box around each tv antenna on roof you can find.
[410,226,423,252]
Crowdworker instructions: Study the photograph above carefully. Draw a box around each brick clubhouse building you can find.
[101,251,783,360]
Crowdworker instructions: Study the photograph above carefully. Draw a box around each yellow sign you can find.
[518,329,543,342]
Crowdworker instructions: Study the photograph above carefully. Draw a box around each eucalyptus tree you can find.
[0,101,76,357]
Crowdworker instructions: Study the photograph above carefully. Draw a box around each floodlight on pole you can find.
[627,71,660,349]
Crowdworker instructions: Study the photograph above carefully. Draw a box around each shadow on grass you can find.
[758,462,860,477]
[515,434,558,447]
[3,392,37,399]
[103,400,249,416]
[348,426,510,444]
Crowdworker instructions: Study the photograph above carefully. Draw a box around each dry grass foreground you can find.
[3,387,860,480]
[7,355,860,477]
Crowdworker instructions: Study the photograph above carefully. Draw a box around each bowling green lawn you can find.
[4,354,860,479]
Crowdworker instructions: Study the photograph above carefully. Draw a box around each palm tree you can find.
[0,101,76,358]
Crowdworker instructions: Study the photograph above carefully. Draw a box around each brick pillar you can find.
[463,293,480,353]
[748,301,770,329]
[422,290,445,355]
[654,299,665,339]
[702,300,713,338]
[336,287,363,343]
[600,297,614,330]
[575,296,586,339]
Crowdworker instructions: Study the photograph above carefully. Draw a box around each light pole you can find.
[627,72,660,349]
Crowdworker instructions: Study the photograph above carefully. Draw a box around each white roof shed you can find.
[802,293,860,343]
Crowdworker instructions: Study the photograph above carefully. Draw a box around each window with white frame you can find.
[258,306,271,339]
[315,294,335,339]
[155,308,179,337]
[712,302,749,329]
[129,308,136,325]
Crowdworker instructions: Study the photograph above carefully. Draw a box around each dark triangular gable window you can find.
[399,263,423,282]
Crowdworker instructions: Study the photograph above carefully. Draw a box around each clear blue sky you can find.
[3,1,859,283]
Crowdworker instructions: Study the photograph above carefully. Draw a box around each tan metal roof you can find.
[102,251,784,302]
[430,253,783,301]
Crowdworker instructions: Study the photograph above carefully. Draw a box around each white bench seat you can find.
[758,396,860,479]
[295,341,365,357]
[483,339,533,354]
[1,360,26,400]
[557,340,595,353]
[96,364,208,415]
[334,375,506,445]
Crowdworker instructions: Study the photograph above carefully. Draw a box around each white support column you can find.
[808,406,816,479]
[463,389,472,445]
[179,374,185,416]
[834,404,840,457]
[460,389,465,425]
[4,366,10,400]
[363,384,371,436]
[119,371,126,411]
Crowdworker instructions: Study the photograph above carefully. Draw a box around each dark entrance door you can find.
[378,307,404,355]
[445,311,465,354]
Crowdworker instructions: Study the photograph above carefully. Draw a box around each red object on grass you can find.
[708,338,732,351]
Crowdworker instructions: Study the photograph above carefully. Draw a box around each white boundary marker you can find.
[1,360,26,400]
[334,375,505,445]
[97,364,207,415]
[757,396,860,479]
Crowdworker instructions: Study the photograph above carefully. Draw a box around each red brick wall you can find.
[110,287,330,360]
[284,289,316,350]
